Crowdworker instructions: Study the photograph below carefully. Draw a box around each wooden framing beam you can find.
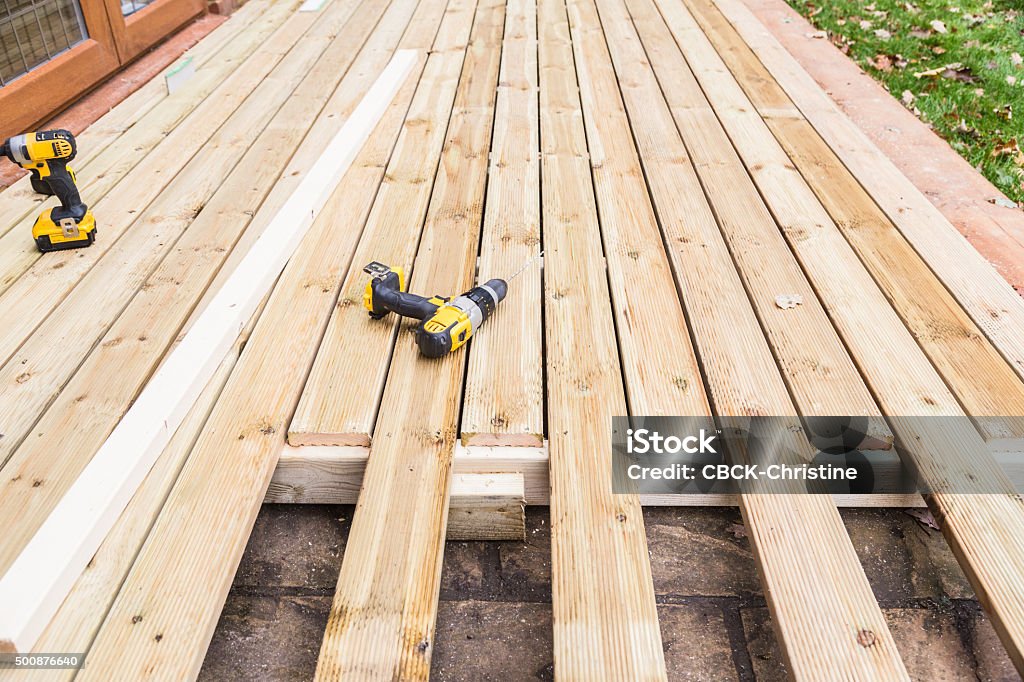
[267,443,1024,508]
[0,49,416,656]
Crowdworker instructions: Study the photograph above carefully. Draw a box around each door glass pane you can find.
[120,0,154,16]
[0,0,88,85]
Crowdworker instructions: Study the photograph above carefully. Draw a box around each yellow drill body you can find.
[1,130,97,252]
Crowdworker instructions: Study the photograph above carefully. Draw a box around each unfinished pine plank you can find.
[0,0,349,473]
[287,0,491,449]
[74,31,437,682]
[0,5,314,373]
[567,0,909,677]
[460,0,544,446]
[712,0,1024,383]
[0,0,301,296]
[538,0,667,675]
[274,443,1024,505]
[669,0,1024,670]
[675,0,1024,446]
[447,473,526,541]
[0,16,409,659]
[313,1,500,677]
[0,0,390,597]
[0,310,256,682]
[602,0,889,450]
[0,0,277,241]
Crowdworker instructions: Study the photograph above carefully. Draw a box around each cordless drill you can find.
[1,130,97,252]
[362,261,508,358]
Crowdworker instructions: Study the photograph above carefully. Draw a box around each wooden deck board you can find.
[540,0,668,674]
[0,0,1023,674]
[460,0,544,447]
[75,16,435,678]
[288,0,482,448]
[314,2,501,675]
[583,0,907,676]
[0,0,389,582]
[0,0,277,241]
[674,0,1024,671]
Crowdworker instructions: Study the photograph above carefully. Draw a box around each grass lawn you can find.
[785,0,1024,205]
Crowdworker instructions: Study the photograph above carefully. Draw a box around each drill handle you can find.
[40,160,84,213]
[370,282,441,321]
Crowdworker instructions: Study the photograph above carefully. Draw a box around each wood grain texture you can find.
[0,312,254,682]
[312,0,501,677]
[0,0,278,243]
[711,0,1024,384]
[72,9,439,677]
[678,2,1024,445]
[539,0,668,675]
[288,0,491,448]
[460,0,544,446]
[0,0,300,299]
[675,0,1024,671]
[442,473,526,541]
[0,0,327,433]
[572,0,908,676]
[616,0,890,449]
[0,0,384,584]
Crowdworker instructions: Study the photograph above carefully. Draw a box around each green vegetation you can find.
[785,0,1024,204]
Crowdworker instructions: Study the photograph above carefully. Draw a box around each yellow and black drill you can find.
[362,261,508,358]
[1,130,97,252]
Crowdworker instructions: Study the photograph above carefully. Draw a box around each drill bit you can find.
[506,250,544,282]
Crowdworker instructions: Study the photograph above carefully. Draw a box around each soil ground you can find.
[199,506,1019,680]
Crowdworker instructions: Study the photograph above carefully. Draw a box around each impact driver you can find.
[1,130,96,252]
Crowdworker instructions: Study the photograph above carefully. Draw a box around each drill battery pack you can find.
[32,208,97,253]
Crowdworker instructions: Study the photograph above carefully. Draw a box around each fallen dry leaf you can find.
[901,89,916,105]
[1008,75,1019,85]
[905,508,940,531]
[807,30,828,39]
[990,197,1019,208]
[874,28,892,39]
[727,522,748,539]
[930,18,948,33]
[1012,52,1023,66]
[869,54,894,71]
[775,294,804,309]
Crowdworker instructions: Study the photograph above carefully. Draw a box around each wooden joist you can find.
[668,0,1024,671]
[266,443,1024,508]
[73,34,434,682]
[538,0,668,675]
[460,0,544,447]
[312,0,501,677]
[569,0,908,677]
[446,473,526,541]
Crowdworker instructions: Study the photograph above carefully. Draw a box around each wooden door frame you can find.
[0,0,205,140]
[101,0,206,63]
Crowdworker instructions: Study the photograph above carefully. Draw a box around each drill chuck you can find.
[362,262,510,358]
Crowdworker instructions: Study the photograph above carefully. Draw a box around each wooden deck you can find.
[1,0,1024,677]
